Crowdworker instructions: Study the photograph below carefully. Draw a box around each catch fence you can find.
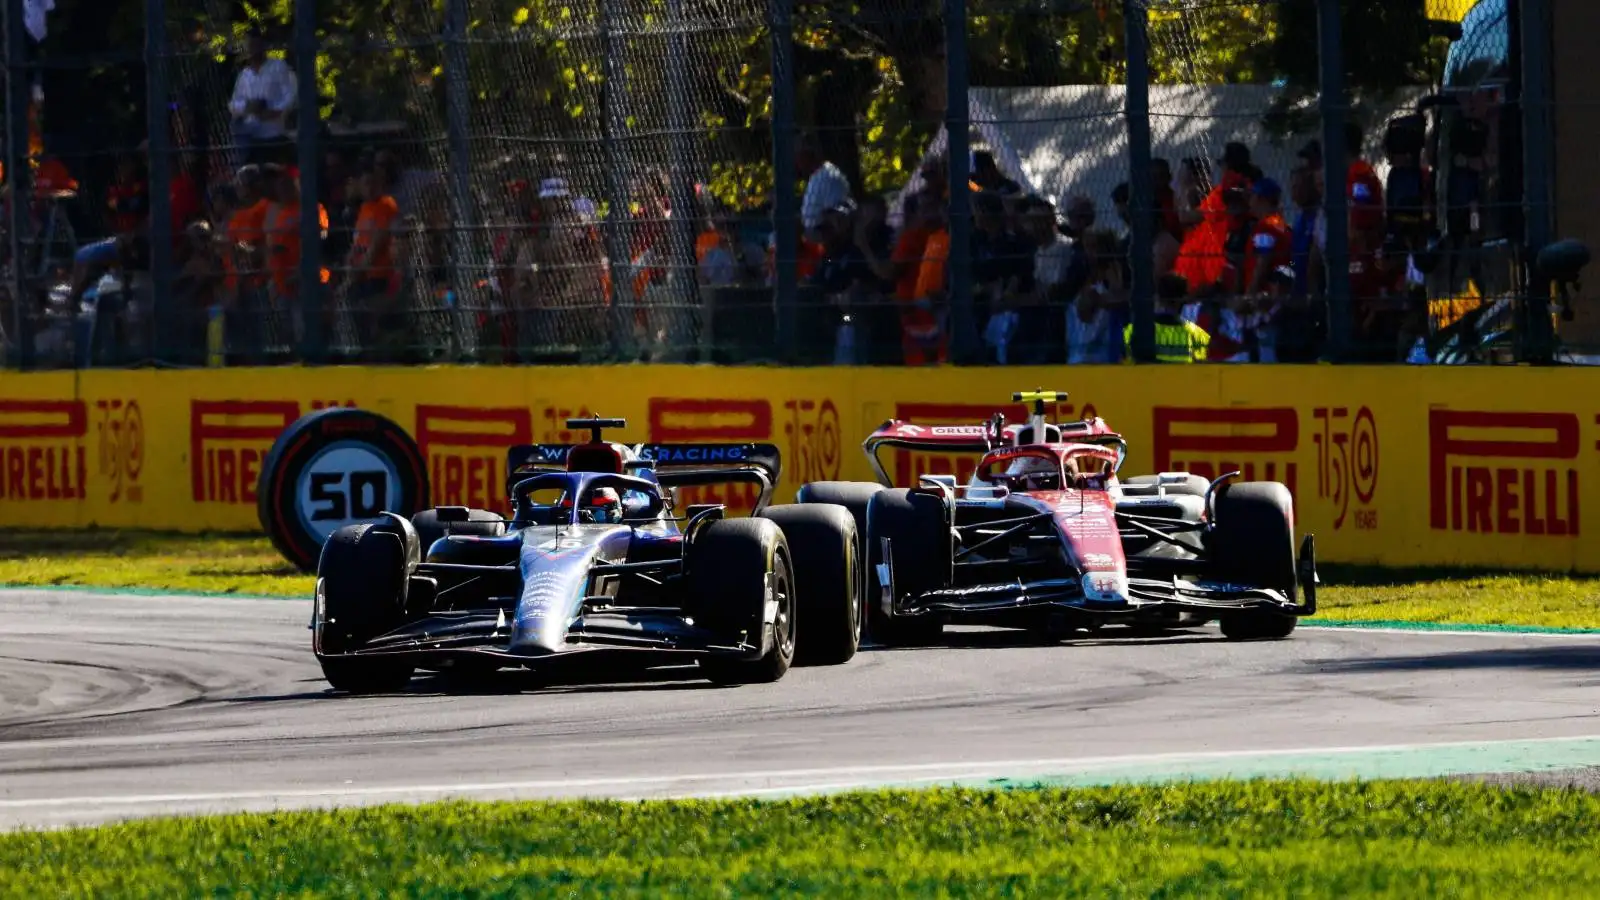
[0,0,1569,368]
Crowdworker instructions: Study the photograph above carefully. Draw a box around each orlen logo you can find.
[1429,410,1579,536]
[0,399,88,501]
[415,405,532,512]
[891,401,1081,486]
[1152,407,1298,497]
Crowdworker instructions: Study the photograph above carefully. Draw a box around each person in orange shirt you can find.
[890,190,943,365]
[223,165,270,300]
[263,164,330,304]
[346,157,402,347]
[905,192,951,366]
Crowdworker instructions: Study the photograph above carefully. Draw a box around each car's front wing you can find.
[895,535,1319,623]
[313,608,761,665]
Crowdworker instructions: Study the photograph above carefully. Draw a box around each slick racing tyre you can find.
[864,489,950,647]
[315,522,416,692]
[1209,482,1299,640]
[796,481,883,542]
[412,508,507,557]
[759,503,862,666]
[689,519,796,685]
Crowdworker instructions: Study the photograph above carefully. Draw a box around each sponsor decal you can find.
[1079,552,1117,570]
[415,404,531,512]
[1153,406,1299,497]
[0,399,88,502]
[95,399,143,504]
[1428,410,1581,536]
[1313,406,1380,531]
[1081,572,1128,602]
[638,444,750,463]
[890,402,1040,487]
[190,400,300,505]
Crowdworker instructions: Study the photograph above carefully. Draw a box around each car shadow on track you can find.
[864,627,1222,653]
[1292,645,1600,679]
[223,664,721,702]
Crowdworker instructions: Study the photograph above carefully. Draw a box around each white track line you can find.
[7,733,1600,810]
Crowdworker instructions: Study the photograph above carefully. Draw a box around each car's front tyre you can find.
[315,523,416,692]
[1208,482,1299,641]
[689,519,796,685]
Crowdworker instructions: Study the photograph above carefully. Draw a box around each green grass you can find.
[0,529,313,597]
[0,529,1598,629]
[5,781,1600,897]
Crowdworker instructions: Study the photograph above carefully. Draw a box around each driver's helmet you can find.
[1003,455,1061,491]
[581,487,622,524]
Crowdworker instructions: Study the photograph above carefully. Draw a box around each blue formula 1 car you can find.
[311,418,863,693]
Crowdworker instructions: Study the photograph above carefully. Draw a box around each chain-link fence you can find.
[0,0,1577,368]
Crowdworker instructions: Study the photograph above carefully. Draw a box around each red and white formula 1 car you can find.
[791,391,1318,646]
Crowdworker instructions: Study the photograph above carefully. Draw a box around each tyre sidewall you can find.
[759,503,861,666]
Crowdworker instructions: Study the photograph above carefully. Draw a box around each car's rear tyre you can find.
[797,481,882,539]
[689,519,796,685]
[412,508,506,557]
[1209,482,1299,641]
[315,523,416,692]
[865,489,951,647]
[759,503,861,666]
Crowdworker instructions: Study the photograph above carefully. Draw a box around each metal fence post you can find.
[1317,0,1351,362]
[600,0,634,361]
[294,0,323,363]
[145,0,174,364]
[769,0,798,361]
[1123,0,1155,363]
[1518,0,1555,363]
[664,0,698,360]
[944,0,975,363]
[4,0,31,369]
[444,0,476,357]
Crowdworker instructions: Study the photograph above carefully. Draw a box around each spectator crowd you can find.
[4,26,1442,368]
[752,119,1438,366]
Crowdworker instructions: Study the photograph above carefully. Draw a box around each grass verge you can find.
[5,781,1600,897]
[0,529,1598,630]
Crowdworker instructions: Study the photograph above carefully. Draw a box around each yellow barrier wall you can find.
[0,364,1596,571]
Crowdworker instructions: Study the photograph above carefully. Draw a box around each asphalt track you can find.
[4,588,1600,831]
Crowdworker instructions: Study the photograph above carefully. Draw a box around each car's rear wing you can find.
[862,418,1127,487]
[505,442,783,512]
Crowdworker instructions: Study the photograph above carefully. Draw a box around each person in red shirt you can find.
[890,190,947,365]
[1245,178,1293,295]
[1350,233,1410,361]
[1344,123,1385,254]
[105,156,149,237]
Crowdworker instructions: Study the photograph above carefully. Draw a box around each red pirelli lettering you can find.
[1428,410,1580,535]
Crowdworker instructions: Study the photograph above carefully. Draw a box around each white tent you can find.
[893,85,1426,228]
